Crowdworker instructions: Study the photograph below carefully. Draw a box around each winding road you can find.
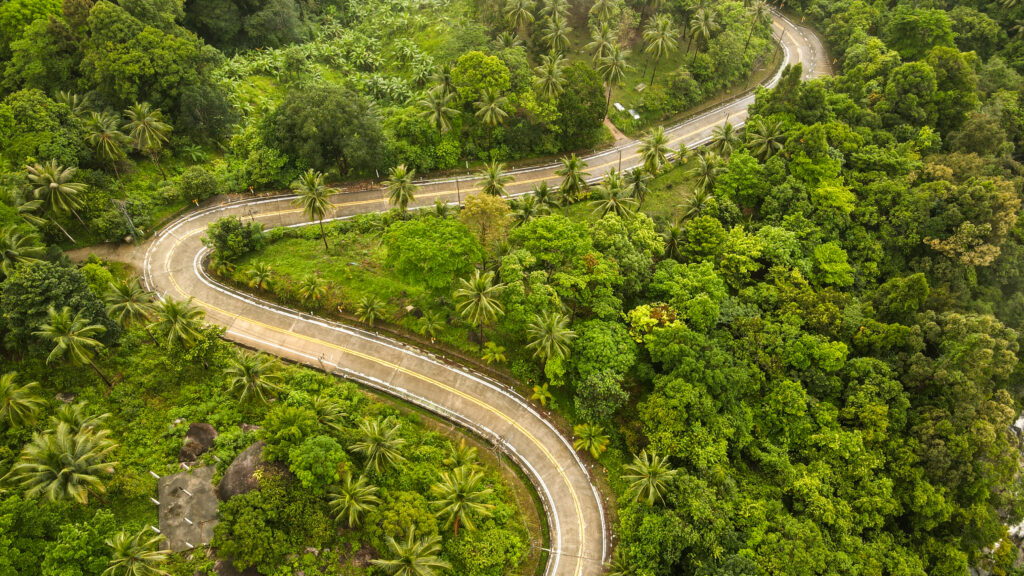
[139,12,828,576]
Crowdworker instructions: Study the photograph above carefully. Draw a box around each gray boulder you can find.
[217,441,266,501]
[179,423,218,462]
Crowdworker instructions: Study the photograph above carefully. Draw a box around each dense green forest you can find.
[6,0,1024,575]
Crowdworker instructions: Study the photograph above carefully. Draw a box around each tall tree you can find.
[688,7,719,64]
[533,53,567,100]
[622,449,677,505]
[474,87,509,148]
[556,154,590,211]
[454,269,505,343]
[387,164,417,215]
[34,306,111,386]
[638,126,671,174]
[542,13,572,53]
[291,169,333,251]
[745,0,771,51]
[4,422,117,505]
[0,372,45,429]
[25,160,88,234]
[370,528,451,576]
[745,117,785,160]
[122,102,172,180]
[350,417,407,475]
[597,47,631,111]
[0,225,44,279]
[104,279,157,341]
[504,0,535,36]
[591,168,637,217]
[430,465,494,536]
[103,529,169,576]
[152,297,204,348]
[590,0,618,22]
[711,121,741,158]
[585,22,618,63]
[328,472,381,528]
[86,111,129,183]
[642,14,678,84]
[224,351,282,405]
[525,310,576,363]
[479,161,513,197]
[417,87,458,134]
[625,168,651,209]
[689,149,722,193]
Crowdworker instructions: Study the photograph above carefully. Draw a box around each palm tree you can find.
[122,102,172,180]
[541,0,569,19]
[431,465,494,536]
[245,262,273,292]
[56,91,91,117]
[86,111,129,182]
[512,194,547,226]
[479,161,513,197]
[481,341,507,364]
[297,275,328,305]
[542,14,572,53]
[573,423,610,458]
[103,528,169,576]
[531,382,553,406]
[152,297,205,348]
[105,279,157,342]
[591,169,637,218]
[1011,19,1024,41]
[642,14,678,84]
[678,187,712,221]
[417,86,458,134]
[328,472,381,527]
[556,154,589,211]
[532,181,558,210]
[51,401,110,434]
[625,168,651,209]
[474,87,509,149]
[0,372,45,429]
[745,0,771,51]
[0,225,44,278]
[292,169,333,251]
[689,149,721,193]
[371,528,451,576]
[431,63,456,97]
[746,117,785,160]
[533,53,566,100]
[356,295,387,326]
[711,121,741,159]
[4,422,117,505]
[663,222,684,261]
[444,439,478,468]
[26,160,88,231]
[34,306,110,386]
[454,270,505,343]
[496,30,523,50]
[417,309,444,340]
[224,351,281,404]
[387,164,417,215]
[525,309,575,362]
[433,199,453,218]
[311,395,347,432]
[590,0,617,22]
[639,126,671,174]
[351,417,407,475]
[504,0,535,36]
[689,7,719,65]
[585,22,618,63]
[606,548,633,576]
[597,47,631,111]
[623,449,678,505]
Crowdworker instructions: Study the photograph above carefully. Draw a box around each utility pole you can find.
[113,199,140,244]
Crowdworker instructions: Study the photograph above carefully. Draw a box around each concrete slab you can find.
[157,466,218,552]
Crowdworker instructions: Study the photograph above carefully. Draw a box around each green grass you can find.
[642,162,698,222]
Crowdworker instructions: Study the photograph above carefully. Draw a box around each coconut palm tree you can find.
[4,422,117,505]
[512,194,547,227]
[541,0,570,18]
[417,86,458,134]
[291,169,333,251]
[711,121,741,159]
[387,164,417,215]
[245,262,273,292]
[328,472,381,527]
[597,47,631,111]
[525,309,575,362]
[689,149,722,193]
[663,222,684,261]
[454,270,505,343]
[478,161,513,197]
[591,168,637,218]
[542,13,572,53]
[573,423,610,458]
[431,63,456,97]
[745,0,771,50]
[56,91,91,118]
[311,395,346,432]
[532,181,558,210]
[433,199,453,218]
[590,0,617,22]
[689,7,719,65]
[533,53,566,100]
[356,295,387,326]
[351,417,407,475]
[495,30,523,50]
[417,309,444,340]
[625,168,651,209]
[444,439,478,468]
[86,111,130,182]
[0,372,45,429]
[297,275,328,305]
[556,154,589,211]
[371,528,451,576]
[678,187,712,221]
[431,465,494,536]
[224,351,281,404]
[26,160,88,231]
[50,401,110,434]
[585,22,618,63]
[639,126,671,174]
[746,116,785,160]
[122,102,172,180]
[152,297,205,348]
[34,306,110,386]
[103,528,169,576]
[105,279,158,341]
[0,225,44,278]
[622,449,678,505]
[474,87,509,149]
[642,14,678,84]
[504,0,535,36]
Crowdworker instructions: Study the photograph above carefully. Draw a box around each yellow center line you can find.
[163,233,589,575]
